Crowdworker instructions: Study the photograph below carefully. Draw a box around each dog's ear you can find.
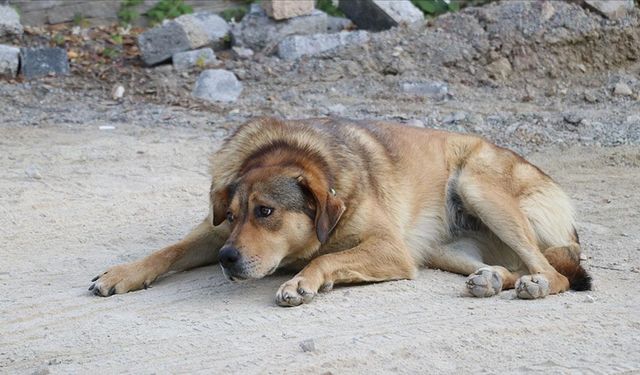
[211,185,231,226]
[297,175,346,244]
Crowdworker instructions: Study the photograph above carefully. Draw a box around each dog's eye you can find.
[256,206,273,218]
[226,211,234,223]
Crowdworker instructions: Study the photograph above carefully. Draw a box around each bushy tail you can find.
[543,244,592,291]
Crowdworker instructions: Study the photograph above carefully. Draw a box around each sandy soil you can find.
[1,123,639,374]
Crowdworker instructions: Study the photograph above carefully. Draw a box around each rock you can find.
[299,339,316,353]
[339,0,423,31]
[232,46,254,60]
[0,5,23,37]
[400,81,448,100]
[486,57,512,80]
[584,91,598,103]
[278,30,369,60]
[613,82,633,96]
[111,85,125,100]
[138,12,229,65]
[172,48,217,71]
[262,0,315,20]
[443,111,467,124]
[327,16,352,33]
[540,1,555,22]
[0,44,20,77]
[20,48,70,79]
[25,165,42,179]
[583,0,634,19]
[231,6,327,51]
[193,69,242,103]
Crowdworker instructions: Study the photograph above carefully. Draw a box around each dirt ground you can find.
[1,122,639,374]
[2,1,640,373]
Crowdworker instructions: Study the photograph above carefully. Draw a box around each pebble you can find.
[584,295,595,303]
[25,165,42,179]
[111,85,125,100]
[613,82,633,96]
[299,339,316,352]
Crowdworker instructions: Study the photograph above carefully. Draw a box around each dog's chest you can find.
[403,208,448,265]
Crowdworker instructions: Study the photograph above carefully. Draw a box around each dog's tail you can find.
[543,243,592,291]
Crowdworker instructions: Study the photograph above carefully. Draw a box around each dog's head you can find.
[210,166,345,281]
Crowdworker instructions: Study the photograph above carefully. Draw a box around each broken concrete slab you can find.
[231,5,327,52]
[339,0,423,31]
[138,12,229,65]
[0,5,23,37]
[172,48,217,71]
[0,44,20,77]
[20,47,70,79]
[278,30,369,60]
[193,69,242,103]
[262,0,315,20]
[583,0,635,19]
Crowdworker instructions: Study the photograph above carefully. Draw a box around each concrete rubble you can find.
[339,0,423,31]
[192,69,243,103]
[278,30,369,60]
[262,0,315,20]
[137,12,229,65]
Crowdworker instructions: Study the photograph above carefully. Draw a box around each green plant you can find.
[101,47,120,59]
[118,0,144,25]
[411,0,459,16]
[72,12,90,27]
[52,33,65,46]
[317,0,344,17]
[219,7,248,22]
[146,0,193,25]
[111,33,124,44]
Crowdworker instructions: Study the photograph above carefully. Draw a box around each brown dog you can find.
[89,117,591,305]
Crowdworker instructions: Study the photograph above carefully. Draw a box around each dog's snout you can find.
[219,247,241,268]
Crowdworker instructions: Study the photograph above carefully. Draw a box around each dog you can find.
[89,117,591,306]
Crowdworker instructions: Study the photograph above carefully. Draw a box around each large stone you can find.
[583,0,634,19]
[278,31,369,60]
[193,69,242,103]
[0,5,23,36]
[400,81,448,100]
[262,0,315,20]
[231,5,327,51]
[137,12,229,65]
[339,0,423,31]
[172,48,217,71]
[20,47,70,79]
[0,44,20,77]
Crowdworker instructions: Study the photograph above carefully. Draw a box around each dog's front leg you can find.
[275,232,416,306]
[90,218,228,296]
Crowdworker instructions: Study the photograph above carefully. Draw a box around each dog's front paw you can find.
[465,267,503,297]
[515,274,550,299]
[275,276,318,307]
[89,261,158,297]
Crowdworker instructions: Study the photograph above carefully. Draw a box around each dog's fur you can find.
[90,117,591,305]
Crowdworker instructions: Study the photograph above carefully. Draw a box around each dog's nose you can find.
[219,247,240,268]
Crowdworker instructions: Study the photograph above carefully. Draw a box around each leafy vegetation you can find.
[316,0,344,17]
[219,7,248,22]
[118,0,144,25]
[411,0,459,16]
[146,0,193,25]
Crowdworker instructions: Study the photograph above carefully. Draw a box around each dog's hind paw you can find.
[515,274,550,299]
[465,267,503,297]
[275,276,317,307]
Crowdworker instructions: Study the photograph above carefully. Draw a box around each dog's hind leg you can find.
[428,237,520,297]
[90,217,229,296]
[456,172,570,299]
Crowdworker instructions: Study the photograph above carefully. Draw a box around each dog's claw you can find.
[276,276,318,307]
[88,283,95,291]
[91,275,99,282]
[108,286,116,296]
